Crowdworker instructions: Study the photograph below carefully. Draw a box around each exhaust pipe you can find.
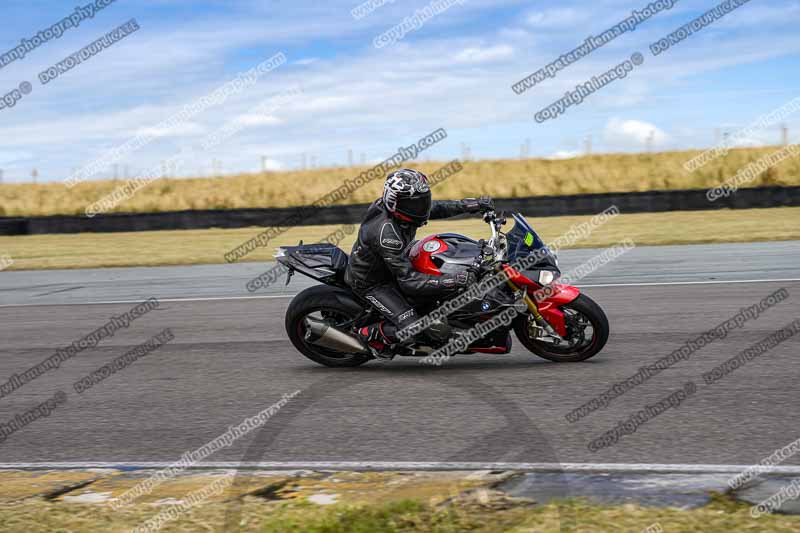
[304,317,368,353]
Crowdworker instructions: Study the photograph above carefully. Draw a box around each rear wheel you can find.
[513,294,609,362]
[285,286,372,367]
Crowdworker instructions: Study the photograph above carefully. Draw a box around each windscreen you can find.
[505,213,558,268]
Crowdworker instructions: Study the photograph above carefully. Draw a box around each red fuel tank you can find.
[409,235,448,276]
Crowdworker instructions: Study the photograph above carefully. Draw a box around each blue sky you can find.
[0,0,798,182]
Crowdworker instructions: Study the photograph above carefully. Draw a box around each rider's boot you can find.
[358,322,395,360]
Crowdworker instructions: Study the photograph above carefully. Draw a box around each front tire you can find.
[514,294,609,362]
[285,286,372,368]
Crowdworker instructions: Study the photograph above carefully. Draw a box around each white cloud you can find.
[547,150,582,160]
[719,126,781,148]
[729,136,765,148]
[136,122,206,138]
[262,158,285,171]
[304,96,358,112]
[0,0,798,181]
[604,118,669,148]
[0,151,33,165]
[233,115,283,127]
[712,2,800,30]
[454,45,514,64]
[524,8,589,29]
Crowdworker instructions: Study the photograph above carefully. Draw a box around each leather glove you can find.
[469,254,489,277]
[463,196,495,214]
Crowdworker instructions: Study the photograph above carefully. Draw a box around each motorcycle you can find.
[276,211,609,367]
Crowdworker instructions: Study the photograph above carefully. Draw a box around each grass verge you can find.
[0,494,797,532]
[0,207,798,271]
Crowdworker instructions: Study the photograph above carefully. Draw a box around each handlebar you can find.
[482,210,507,263]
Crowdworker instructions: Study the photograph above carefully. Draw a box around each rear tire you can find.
[285,286,372,368]
[514,294,609,362]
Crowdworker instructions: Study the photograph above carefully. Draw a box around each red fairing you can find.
[501,265,580,337]
[537,283,581,307]
[536,284,580,337]
[501,264,533,287]
[409,236,448,276]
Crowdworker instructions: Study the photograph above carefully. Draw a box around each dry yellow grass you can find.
[1,146,798,217]
[1,207,797,271]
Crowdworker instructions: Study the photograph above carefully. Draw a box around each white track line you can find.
[0,278,798,308]
[579,278,800,288]
[2,461,800,473]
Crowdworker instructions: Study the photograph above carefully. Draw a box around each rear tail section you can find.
[275,243,349,287]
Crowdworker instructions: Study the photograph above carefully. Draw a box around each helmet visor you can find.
[395,193,432,225]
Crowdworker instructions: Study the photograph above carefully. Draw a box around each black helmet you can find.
[382,168,431,226]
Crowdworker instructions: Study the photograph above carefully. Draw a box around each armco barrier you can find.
[0,186,798,236]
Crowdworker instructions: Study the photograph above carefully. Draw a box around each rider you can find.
[344,168,494,356]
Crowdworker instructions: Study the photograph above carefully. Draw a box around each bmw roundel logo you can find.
[423,240,441,252]
[481,301,491,311]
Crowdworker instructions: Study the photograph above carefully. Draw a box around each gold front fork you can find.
[506,276,562,339]
[506,279,544,321]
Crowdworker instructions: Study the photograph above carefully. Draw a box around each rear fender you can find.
[296,285,366,317]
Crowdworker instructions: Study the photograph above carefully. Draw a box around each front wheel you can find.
[513,294,609,362]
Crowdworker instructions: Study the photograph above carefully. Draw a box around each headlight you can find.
[274,248,287,259]
[538,270,555,285]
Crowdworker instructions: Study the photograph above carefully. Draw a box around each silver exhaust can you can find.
[304,317,368,353]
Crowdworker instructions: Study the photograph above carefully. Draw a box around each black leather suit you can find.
[344,198,479,339]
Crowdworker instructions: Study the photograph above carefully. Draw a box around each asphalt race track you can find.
[0,241,799,468]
